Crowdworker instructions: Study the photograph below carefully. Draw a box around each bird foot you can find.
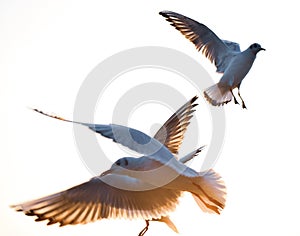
[138,220,149,236]
[233,97,239,105]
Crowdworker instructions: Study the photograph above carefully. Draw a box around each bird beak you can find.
[260,48,266,51]
[100,169,113,177]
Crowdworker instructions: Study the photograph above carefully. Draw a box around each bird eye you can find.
[115,160,121,166]
[115,158,129,166]
[250,43,259,49]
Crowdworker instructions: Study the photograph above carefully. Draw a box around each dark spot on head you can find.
[250,43,260,49]
[115,160,121,166]
[115,158,129,167]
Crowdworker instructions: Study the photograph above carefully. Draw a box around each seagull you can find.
[11,96,226,235]
[159,11,265,109]
[32,95,202,234]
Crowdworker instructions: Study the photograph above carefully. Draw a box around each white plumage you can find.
[160,10,265,109]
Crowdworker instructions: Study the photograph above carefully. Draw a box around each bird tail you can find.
[191,169,226,214]
[204,83,232,106]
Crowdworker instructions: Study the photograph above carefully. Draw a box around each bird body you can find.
[220,47,257,88]
[204,46,259,106]
[160,10,265,108]
[103,155,225,214]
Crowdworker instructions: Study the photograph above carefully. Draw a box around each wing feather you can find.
[154,96,198,156]
[159,11,239,73]
[32,102,199,178]
[11,175,182,226]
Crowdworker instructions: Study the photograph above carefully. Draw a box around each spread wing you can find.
[32,109,199,178]
[159,11,240,73]
[154,95,198,156]
[11,174,182,226]
[32,109,168,157]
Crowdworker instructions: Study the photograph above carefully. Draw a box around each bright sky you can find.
[1,0,300,236]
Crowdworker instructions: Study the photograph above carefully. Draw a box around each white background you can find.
[1,0,300,235]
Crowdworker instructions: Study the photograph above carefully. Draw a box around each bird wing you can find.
[11,174,182,226]
[178,145,205,164]
[222,40,241,52]
[159,11,239,73]
[32,109,199,178]
[32,96,202,175]
[32,109,167,157]
[154,95,198,156]
[81,123,198,177]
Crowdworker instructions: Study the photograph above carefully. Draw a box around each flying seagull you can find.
[11,96,226,235]
[32,95,201,234]
[159,10,265,109]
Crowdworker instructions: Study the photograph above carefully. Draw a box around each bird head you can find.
[249,43,265,54]
[100,157,139,176]
[100,156,164,179]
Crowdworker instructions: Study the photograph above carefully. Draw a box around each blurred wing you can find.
[11,174,182,226]
[154,96,198,156]
[159,11,237,73]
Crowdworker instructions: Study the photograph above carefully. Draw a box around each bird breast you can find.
[221,51,256,87]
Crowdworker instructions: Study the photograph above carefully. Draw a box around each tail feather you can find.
[204,83,232,106]
[192,169,226,214]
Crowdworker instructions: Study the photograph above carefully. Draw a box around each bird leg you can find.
[138,220,150,236]
[230,90,239,105]
[238,89,247,109]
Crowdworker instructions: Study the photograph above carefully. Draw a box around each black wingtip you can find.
[159,10,174,18]
[30,107,74,124]
[159,11,166,16]
[196,145,206,154]
[188,95,199,108]
[159,10,181,18]
[191,95,199,103]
